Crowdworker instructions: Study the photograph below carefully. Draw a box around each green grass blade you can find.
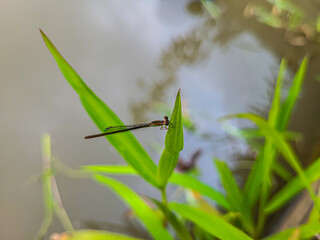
[40,30,158,187]
[66,230,145,240]
[243,151,264,206]
[242,59,286,210]
[269,58,287,127]
[83,165,136,175]
[170,172,230,210]
[93,174,173,240]
[83,165,230,210]
[169,203,253,240]
[157,90,183,187]
[272,161,292,181]
[263,221,320,240]
[265,157,320,214]
[164,89,184,153]
[152,199,193,240]
[224,113,320,212]
[214,159,254,234]
[214,159,244,211]
[277,57,308,131]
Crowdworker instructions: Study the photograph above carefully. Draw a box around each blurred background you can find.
[2,0,320,239]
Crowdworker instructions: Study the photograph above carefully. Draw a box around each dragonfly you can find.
[84,116,170,139]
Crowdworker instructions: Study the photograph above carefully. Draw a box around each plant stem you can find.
[161,188,167,205]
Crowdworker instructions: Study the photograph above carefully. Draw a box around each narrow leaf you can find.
[224,113,320,211]
[215,159,253,234]
[84,165,230,210]
[265,157,320,213]
[263,221,320,240]
[63,230,144,240]
[93,174,173,240]
[169,203,253,240]
[152,199,193,240]
[277,57,308,130]
[40,30,158,186]
[157,90,183,187]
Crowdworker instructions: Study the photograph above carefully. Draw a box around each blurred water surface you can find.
[0,0,282,239]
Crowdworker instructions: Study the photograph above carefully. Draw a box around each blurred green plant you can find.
[201,0,320,46]
[37,30,320,239]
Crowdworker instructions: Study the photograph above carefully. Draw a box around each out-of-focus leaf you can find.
[215,159,253,234]
[265,157,320,213]
[200,0,221,19]
[83,165,230,210]
[152,199,193,240]
[263,221,320,240]
[277,57,308,130]
[223,113,320,212]
[169,203,253,240]
[58,230,144,240]
[93,174,173,240]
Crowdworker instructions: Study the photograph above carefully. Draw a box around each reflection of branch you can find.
[34,133,74,240]
[131,16,215,121]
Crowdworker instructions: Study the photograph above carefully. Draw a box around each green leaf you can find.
[170,172,231,210]
[152,199,193,240]
[156,149,179,187]
[93,174,173,240]
[83,165,136,175]
[214,159,243,211]
[223,113,320,212]
[263,221,320,240]
[277,57,308,131]
[236,59,287,212]
[214,159,253,234]
[83,165,230,210]
[65,230,144,240]
[164,89,183,153]
[243,151,265,208]
[40,30,158,187]
[169,203,253,240]
[157,90,183,187]
[269,58,286,127]
[200,0,221,19]
[272,161,292,181]
[265,157,320,213]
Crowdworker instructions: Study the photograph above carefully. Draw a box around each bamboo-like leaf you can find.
[83,165,230,210]
[63,230,144,240]
[93,174,173,240]
[152,199,193,240]
[277,57,308,130]
[224,113,320,211]
[215,159,253,234]
[263,221,320,240]
[169,203,253,240]
[265,157,320,213]
[157,90,183,187]
[40,30,158,187]
[242,58,287,210]
[164,89,183,153]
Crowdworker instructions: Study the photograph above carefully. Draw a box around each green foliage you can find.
[169,203,253,240]
[40,30,158,187]
[157,90,184,187]
[93,174,173,240]
[39,29,320,239]
[64,230,145,240]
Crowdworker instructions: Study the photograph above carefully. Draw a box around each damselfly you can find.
[84,116,169,139]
